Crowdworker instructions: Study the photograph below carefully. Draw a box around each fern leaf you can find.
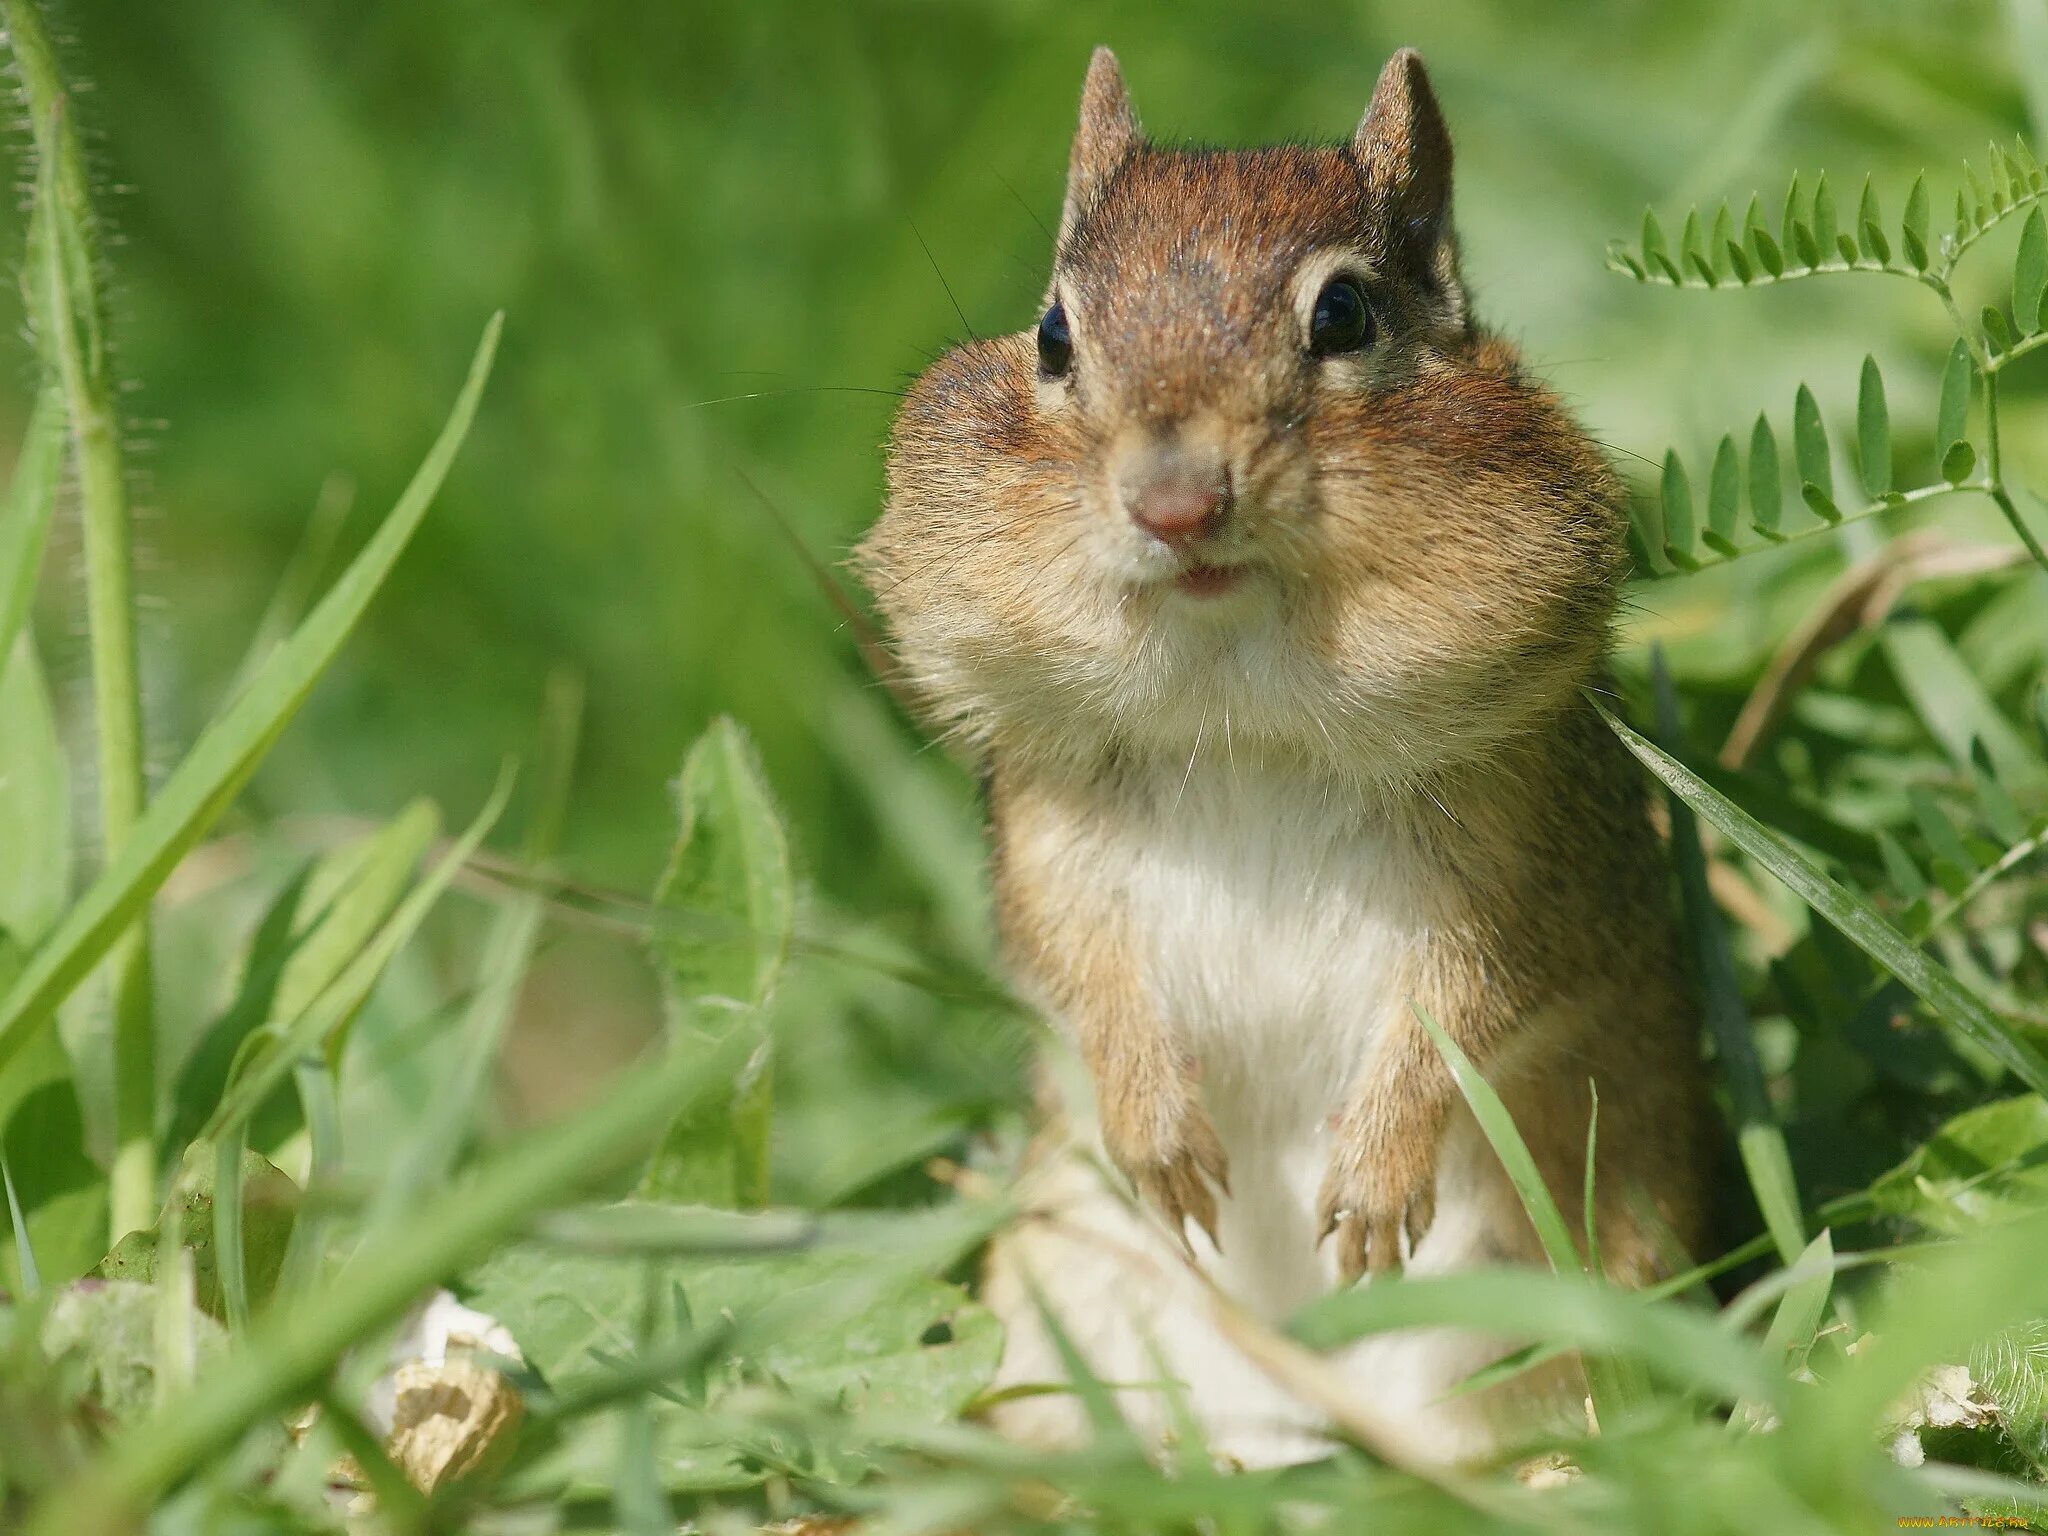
[1749,413,1783,538]
[2016,208,2047,334]
[1704,435,1741,554]
[1857,356,1891,499]
[1984,304,2014,354]
[1681,207,1713,286]
[1858,176,1891,265]
[1746,193,1785,276]
[1937,339,1974,457]
[1902,173,1931,270]
[1710,202,1740,281]
[1813,171,1839,254]
[1793,384,1836,518]
[1971,740,2030,847]
[1661,450,1698,565]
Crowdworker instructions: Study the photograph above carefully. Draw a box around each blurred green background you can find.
[11,0,2048,1140]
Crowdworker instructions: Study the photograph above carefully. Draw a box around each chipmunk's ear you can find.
[1059,47,1140,246]
[1354,49,1461,307]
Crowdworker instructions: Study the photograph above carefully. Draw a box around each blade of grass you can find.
[1595,698,2048,1096]
[368,670,581,1234]
[25,91,155,1241]
[1411,1003,1579,1273]
[26,1020,752,1532]
[1290,1266,1776,1408]
[1412,1002,1647,1421]
[1652,651,1805,1265]
[0,388,64,670]
[272,1059,340,1299]
[1,1153,40,1298]
[201,768,513,1145]
[0,313,502,1089]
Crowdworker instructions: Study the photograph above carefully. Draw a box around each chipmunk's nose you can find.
[1120,451,1234,548]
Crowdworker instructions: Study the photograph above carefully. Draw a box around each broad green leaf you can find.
[462,1204,1003,1492]
[1859,177,1890,263]
[1705,435,1741,554]
[1945,441,1979,485]
[1652,656,1803,1265]
[1857,355,1891,498]
[40,1280,226,1431]
[641,718,794,1209]
[0,314,502,1085]
[96,1147,299,1321]
[1660,450,1697,563]
[1597,702,2048,1098]
[35,1018,754,1530]
[1903,173,1931,269]
[1867,1095,2048,1234]
[1290,1267,1774,1408]
[0,389,64,670]
[1985,305,2015,353]
[1750,413,1784,536]
[2018,209,2048,334]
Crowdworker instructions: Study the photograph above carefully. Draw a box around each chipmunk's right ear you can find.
[1059,47,1140,247]
[1355,49,1462,313]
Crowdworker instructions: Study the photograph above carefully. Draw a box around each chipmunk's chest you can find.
[1099,764,1426,1131]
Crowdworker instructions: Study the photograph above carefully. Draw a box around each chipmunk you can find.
[858,47,1710,1465]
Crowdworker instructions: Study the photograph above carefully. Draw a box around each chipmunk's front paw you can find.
[1316,1128,1438,1282]
[1100,1075,1231,1251]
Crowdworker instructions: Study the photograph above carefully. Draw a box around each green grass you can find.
[3,0,2048,1531]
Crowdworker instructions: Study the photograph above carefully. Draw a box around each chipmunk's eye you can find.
[1308,277,1374,357]
[1037,302,1073,379]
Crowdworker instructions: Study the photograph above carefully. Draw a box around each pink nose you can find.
[1125,462,1232,546]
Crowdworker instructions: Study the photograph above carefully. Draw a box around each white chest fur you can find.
[1110,760,1419,1131]
[1057,758,1434,1307]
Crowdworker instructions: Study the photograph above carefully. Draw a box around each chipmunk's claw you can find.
[1316,1156,1437,1283]
[1116,1099,1230,1255]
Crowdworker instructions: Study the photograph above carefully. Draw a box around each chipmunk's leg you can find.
[1316,936,1519,1280]
[1042,920,1229,1248]
[994,781,1228,1248]
[1316,1004,1455,1279]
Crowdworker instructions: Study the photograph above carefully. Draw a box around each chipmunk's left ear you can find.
[1355,49,1462,308]
[1060,47,1141,247]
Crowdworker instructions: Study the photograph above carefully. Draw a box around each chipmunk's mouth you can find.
[1173,561,1245,598]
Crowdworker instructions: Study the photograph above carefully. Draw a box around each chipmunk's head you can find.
[860,49,1625,782]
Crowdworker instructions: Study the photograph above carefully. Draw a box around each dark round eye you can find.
[1308,277,1374,357]
[1037,301,1073,378]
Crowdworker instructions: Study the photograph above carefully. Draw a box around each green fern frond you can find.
[1626,359,1991,576]
[1605,145,2048,297]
